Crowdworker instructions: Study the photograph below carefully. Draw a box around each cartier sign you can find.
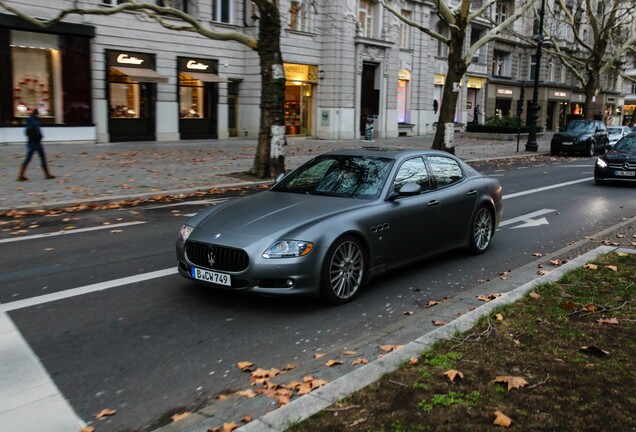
[117,54,144,65]
[187,60,210,71]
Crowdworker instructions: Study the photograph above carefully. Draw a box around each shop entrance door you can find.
[284,83,312,136]
[546,101,556,131]
[360,62,380,135]
[108,82,156,142]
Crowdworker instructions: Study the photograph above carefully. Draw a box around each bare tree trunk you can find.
[250,3,286,178]
[432,27,467,153]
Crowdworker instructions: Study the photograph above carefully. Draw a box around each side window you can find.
[428,156,464,188]
[392,157,431,193]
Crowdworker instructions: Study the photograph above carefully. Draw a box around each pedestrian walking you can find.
[17,109,55,181]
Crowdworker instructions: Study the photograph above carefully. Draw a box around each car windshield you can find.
[607,127,622,136]
[565,120,595,133]
[613,136,636,152]
[273,155,394,199]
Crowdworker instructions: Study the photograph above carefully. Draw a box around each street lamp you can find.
[526,0,546,152]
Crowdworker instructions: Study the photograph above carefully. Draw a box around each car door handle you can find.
[428,200,439,207]
[467,190,477,196]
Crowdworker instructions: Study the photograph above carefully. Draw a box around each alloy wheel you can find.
[472,207,493,253]
[327,239,364,300]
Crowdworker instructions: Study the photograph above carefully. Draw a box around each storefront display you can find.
[106,50,167,142]
[283,63,318,136]
[178,57,223,139]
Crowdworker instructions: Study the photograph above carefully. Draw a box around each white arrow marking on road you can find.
[510,217,550,229]
[499,209,557,229]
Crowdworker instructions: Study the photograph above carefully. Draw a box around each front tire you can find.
[469,206,494,254]
[321,236,366,304]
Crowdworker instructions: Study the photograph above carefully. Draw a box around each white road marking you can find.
[499,209,557,228]
[0,268,177,312]
[0,313,85,431]
[0,221,146,244]
[144,198,228,210]
[503,177,592,200]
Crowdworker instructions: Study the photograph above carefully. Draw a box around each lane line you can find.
[503,177,592,200]
[0,312,85,431]
[0,268,177,312]
[0,221,146,244]
[498,209,557,227]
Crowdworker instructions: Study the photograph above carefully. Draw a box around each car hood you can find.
[194,191,367,238]
[554,131,591,139]
[604,150,636,162]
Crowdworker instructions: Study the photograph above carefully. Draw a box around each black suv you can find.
[550,120,609,156]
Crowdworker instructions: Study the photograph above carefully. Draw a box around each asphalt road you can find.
[2,156,635,432]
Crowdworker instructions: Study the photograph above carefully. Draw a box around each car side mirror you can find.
[388,182,421,200]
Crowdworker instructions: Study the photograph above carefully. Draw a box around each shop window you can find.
[109,68,147,118]
[11,31,61,121]
[179,73,206,118]
[212,0,233,23]
[397,69,410,123]
[289,1,312,32]
[399,10,412,49]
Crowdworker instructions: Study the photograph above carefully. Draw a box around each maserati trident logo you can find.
[208,249,216,267]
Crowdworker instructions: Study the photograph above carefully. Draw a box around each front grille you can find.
[185,241,249,272]
[608,162,636,170]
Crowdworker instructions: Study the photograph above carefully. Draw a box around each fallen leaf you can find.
[404,310,414,315]
[313,353,326,359]
[529,291,541,299]
[95,408,117,419]
[348,418,367,427]
[494,376,528,391]
[605,265,618,272]
[598,317,619,325]
[281,363,296,371]
[343,351,358,356]
[110,229,124,233]
[477,293,502,302]
[352,358,369,365]
[495,313,505,321]
[241,416,253,423]
[616,252,628,257]
[561,301,577,310]
[80,427,96,432]
[171,412,190,422]
[584,304,596,313]
[580,346,610,356]
[493,410,513,427]
[325,359,344,367]
[443,369,464,382]
[584,263,598,270]
[427,300,440,306]
[236,361,254,371]
[207,421,240,432]
[537,270,550,276]
[432,320,447,326]
[532,252,543,257]
[235,389,257,398]
[43,247,54,251]
[409,357,420,365]
[378,344,403,353]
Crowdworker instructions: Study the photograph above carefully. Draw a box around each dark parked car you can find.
[594,133,636,185]
[176,149,503,304]
[551,120,609,156]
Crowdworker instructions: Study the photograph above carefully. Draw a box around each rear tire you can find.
[321,236,366,304]
[469,206,494,254]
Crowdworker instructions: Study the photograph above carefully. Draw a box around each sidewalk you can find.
[1,133,551,213]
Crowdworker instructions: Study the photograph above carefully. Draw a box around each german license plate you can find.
[191,267,231,286]
[614,170,635,177]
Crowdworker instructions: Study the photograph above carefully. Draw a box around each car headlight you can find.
[263,240,314,258]
[178,225,194,242]
[596,158,608,168]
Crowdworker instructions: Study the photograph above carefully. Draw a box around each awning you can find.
[182,72,227,83]
[112,66,169,83]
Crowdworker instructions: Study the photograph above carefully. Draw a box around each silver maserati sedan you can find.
[176,148,503,304]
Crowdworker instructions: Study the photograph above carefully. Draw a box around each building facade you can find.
[0,0,628,145]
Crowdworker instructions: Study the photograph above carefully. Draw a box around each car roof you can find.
[323,147,455,160]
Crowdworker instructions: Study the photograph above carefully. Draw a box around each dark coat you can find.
[26,113,43,146]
